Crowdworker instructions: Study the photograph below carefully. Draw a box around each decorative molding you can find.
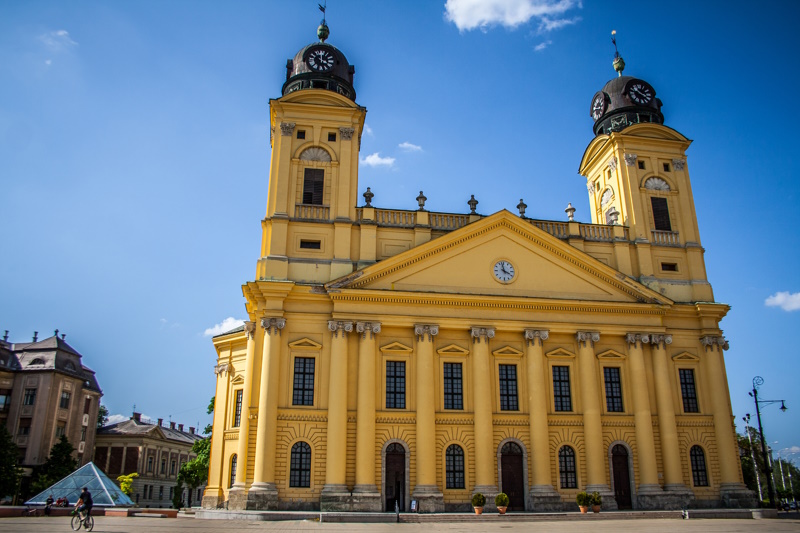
[625,333,650,347]
[279,122,296,136]
[376,416,416,424]
[672,351,700,362]
[214,363,234,377]
[624,153,638,166]
[339,127,355,141]
[492,345,523,357]
[437,343,470,356]
[276,413,328,422]
[261,317,286,336]
[700,336,729,351]
[288,337,323,351]
[608,156,618,171]
[414,324,439,342]
[524,329,549,347]
[230,374,244,385]
[223,430,239,440]
[244,321,256,340]
[435,417,474,425]
[492,418,529,426]
[644,177,670,191]
[596,349,626,360]
[672,158,685,171]
[586,182,595,195]
[380,341,413,354]
[545,347,575,358]
[327,320,354,338]
[470,326,495,343]
[576,331,600,347]
[356,321,382,339]
[649,334,673,349]
[299,146,332,162]
[600,188,613,208]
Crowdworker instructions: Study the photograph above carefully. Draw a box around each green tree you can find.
[97,404,109,428]
[0,425,20,499]
[177,437,210,508]
[204,396,214,435]
[31,435,77,494]
[171,479,184,509]
[116,472,138,496]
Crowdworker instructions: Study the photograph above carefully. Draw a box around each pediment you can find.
[492,346,523,357]
[546,348,575,358]
[597,349,626,360]
[380,341,412,354]
[289,337,323,351]
[231,374,245,385]
[672,351,700,362]
[437,344,469,356]
[329,211,668,305]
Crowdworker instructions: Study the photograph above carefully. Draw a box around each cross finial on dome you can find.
[611,30,625,76]
[317,1,329,42]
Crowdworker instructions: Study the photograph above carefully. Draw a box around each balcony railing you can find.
[580,224,614,241]
[530,220,569,239]
[373,209,417,228]
[651,229,680,246]
[294,204,330,221]
[430,213,470,231]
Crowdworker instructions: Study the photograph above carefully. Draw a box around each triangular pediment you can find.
[380,341,413,354]
[672,351,700,362]
[289,337,323,351]
[437,344,469,356]
[328,211,669,305]
[492,346,523,357]
[231,374,245,385]
[546,347,575,358]
[597,349,626,360]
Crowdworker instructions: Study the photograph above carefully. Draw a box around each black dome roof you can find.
[590,74,663,135]
[282,38,356,101]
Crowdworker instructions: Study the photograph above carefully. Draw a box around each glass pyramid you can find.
[25,462,135,507]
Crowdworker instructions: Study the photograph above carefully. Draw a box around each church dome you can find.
[281,22,356,101]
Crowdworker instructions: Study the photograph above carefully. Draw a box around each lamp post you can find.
[749,376,787,508]
[743,414,763,501]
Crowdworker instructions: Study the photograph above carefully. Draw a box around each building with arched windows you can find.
[201,20,755,513]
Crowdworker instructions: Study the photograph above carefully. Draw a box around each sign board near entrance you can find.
[410,500,417,512]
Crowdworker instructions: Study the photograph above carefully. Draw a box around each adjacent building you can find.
[202,20,754,512]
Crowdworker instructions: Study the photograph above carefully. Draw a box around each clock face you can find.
[628,82,653,105]
[307,48,335,72]
[591,93,607,120]
[493,260,515,283]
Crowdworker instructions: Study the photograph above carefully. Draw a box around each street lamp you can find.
[749,376,788,508]
[742,414,763,501]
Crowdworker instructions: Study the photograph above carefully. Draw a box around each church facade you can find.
[202,21,754,512]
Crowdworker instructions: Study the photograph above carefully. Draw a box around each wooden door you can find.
[611,444,632,509]
[500,442,526,511]
[385,444,405,511]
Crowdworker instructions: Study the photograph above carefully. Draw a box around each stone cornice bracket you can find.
[328,320,354,338]
[339,127,355,141]
[414,324,439,342]
[576,331,600,348]
[700,336,729,351]
[649,334,673,349]
[624,153,638,166]
[608,156,618,171]
[672,158,685,171]
[243,321,256,340]
[261,317,286,336]
[471,326,495,344]
[524,329,549,347]
[625,333,650,348]
[214,363,234,377]
[279,122,296,136]
[356,321,381,340]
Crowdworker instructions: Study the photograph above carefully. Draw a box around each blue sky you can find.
[2,1,800,463]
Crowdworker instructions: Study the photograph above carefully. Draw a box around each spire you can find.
[317,1,329,42]
[611,30,625,76]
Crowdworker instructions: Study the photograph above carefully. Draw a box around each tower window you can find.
[292,357,315,406]
[302,168,324,205]
[651,197,672,231]
[327,132,336,142]
[299,240,321,250]
[638,160,645,170]
[661,262,678,272]
[297,130,306,140]
[663,162,671,172]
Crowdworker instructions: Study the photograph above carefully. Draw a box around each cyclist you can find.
[76,487,93,524]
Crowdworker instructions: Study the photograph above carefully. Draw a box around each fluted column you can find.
[412,324,444,512]
[471,326,497,497]
[231,321,257,491]
[250,317,285,504]
[524,329,561,509]
[353,321,381,509]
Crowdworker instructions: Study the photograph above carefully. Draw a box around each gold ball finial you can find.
[611,30,625,76]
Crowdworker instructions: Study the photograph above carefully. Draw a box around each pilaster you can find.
[228,321,257,510]
[352,321,382,511]
[470,326,497,505]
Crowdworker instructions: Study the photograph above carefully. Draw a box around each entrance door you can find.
[611,444,632,509]
[384,443,405,512]
[500,442,525,511]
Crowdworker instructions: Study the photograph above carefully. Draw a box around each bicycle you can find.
[21,505,41,516]
[70,510,94,531]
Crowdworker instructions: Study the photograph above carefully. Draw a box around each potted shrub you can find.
[495,492,509,514]
[576,491,591,513]
[590,491,602,513]
[471,492,486,515]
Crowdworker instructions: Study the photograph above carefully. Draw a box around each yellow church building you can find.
[201,21,754,513]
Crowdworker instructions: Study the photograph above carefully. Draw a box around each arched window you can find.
[290,441,312,488]
[386,442,405,454]
[30,358,45,366]
[558,446,577,489]
[229,454,237,488]
[501,442,522,455]
[690,445,708,487]
[445,444,465,489]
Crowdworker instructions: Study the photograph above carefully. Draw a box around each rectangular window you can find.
[443,363,463,410]
[679,369,699,413]
[498,364,519,411]
[60,391,71,409]
[297,130,306,139]
[604,367,624,412]
[553,366,572,412]
[18,418,31,436]
[386,361,406,409]
[661,262,678,272]
[302,168,324,205]
[233,390,243,427]
[651,197,672,231]
[147,457,154,472]
[55,423,66,438]
[80,427,86,441]
[292,357,316,406]
[159,486,164,500]
[161,459,166,474]
[84,397,91,414]
[327,132,336,142]
[299,240,321,250]
[169,487,174,500]
[638,160,645,170]
[23,388,36,406]
[0,389,11,412]
[663,162,671,172]
[171,460,176,475]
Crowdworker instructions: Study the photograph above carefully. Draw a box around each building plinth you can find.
[411,485,444,513]
[719,483,758,508]
[529,485,563,511]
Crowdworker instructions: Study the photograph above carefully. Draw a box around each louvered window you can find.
[302,168,324,205]
[651,197,672,231]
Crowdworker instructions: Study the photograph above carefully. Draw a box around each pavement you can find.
[2,516,800,533]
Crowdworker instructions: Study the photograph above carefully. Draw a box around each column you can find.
[230,321,257,501]
[320,320,353,509]
[412,324,444,512]
[576,331,615,507]
[471,327,497,499]
[625,333,663,507]
[353,321,381,510]
[249,317,285,508]
[523,329,561,509]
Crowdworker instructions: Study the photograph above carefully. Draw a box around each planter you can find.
[579,505,588,514]
[497,506,507,515]
[473,506,483,515]
[592,505,601,513]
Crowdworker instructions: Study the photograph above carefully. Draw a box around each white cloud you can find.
[204,317,246,337]
[39,29,78,50]
[765,291,800,312]
[398,142,422,152]
[534,40,552,51]
[105,414,127,426]
[360,152,395,167]
[44,59,52,66]
[781,446,800,455]
[445,0,579,32]
[538,15,581,32]
[363,124,374,136]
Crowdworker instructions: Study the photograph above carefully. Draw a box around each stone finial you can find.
[607,206,620,225]
[517,199,527,218]
[468,195,478,214]
[565,203,576,222]
[363,187,374,207]
[416,191,427,211]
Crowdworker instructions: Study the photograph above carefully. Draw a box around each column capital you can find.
[214,363,234,377]
[279,122,295,136]
[414,324,439,342]
[328,320,354,338]
[356,321,381,339]
[523,329,549,346]
[576,331,600,347]
[339,127,355,141]
[244,321,256,340]
[261,317,286,336]
[649,334,673,349]
[470,326,495,343]
[625,333,650,347]
[700,335,729,351]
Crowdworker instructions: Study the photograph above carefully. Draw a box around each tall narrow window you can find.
[229,455,237,488]
[386,361,406,409]
[445,444,465,489]
[679,369,699,413]
[289,441,312,488]
[55,423,66,438]
[302,168,324,205]
[498,364,519,411]
[84,397,91,414]
[0,389,11,412]
[233,390,243,427]
[147,457,153,472]
[553,366,572,412]
[690,445,709,486]
[292,357,316,406]
[443,363,463,410]
[23,388,36,406]
[18,418,31,435]
[559,446,577,488]
[604,367,624,412]
[60,391,71,409]
[651,197,672,231]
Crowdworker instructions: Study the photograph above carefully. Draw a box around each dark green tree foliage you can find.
[204,396,214,435]
[32,435,77,494]
[0,425,20,498]
[739,428,800,503]
[177,437,210,507]
[171,479,184,509]
[97,404,109,428]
